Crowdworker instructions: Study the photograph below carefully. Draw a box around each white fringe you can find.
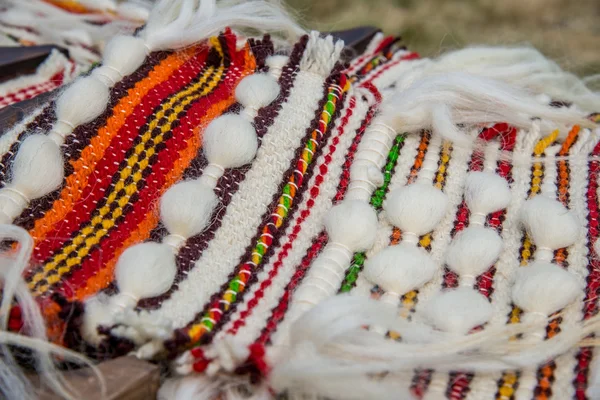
[142,0,306,51]
[267,295,600,400]
[0,225,105,400]
[395,46,600,113]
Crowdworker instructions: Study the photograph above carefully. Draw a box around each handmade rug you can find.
[1,1,600,399]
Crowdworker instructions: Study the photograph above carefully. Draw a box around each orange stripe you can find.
[29,50,193,244]
[73,94,243,300]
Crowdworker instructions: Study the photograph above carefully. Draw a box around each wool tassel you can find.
[464,171,511,224]
[395,46,600,113]
[363,244,436,308]
[420,167,509,334]
[377,72,590,145]
[0,135,64,223]
[268,294,600,400]
[384,184,449,239]
[445,226,503,278]
[422,287,492,335]
[519,195,580,261]
[142,0,305,51]
[511,262,582,339]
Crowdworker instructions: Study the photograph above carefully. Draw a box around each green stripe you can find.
[340,134,405,293]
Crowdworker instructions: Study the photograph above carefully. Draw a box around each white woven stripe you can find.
[217,94,370,347]
[265,97,373,352]
[147,70,332,328]
[552,130,598,398]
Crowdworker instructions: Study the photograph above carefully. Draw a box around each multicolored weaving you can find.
[1,5,600,398]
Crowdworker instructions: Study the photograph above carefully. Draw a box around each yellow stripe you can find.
[31,61,225,293]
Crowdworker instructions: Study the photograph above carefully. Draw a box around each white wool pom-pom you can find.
[81,293,113,345]
[422,288,492,334]
[325,200,378,252]
[384,184,448,235]
[160,180,217,238]
[364,243,436,294]
[512,261,582,316]
[56,76,110,128]
[519,195,580,250]
[115,242,177,300]
[464,171,511,215]
[235,73,280,109]
[203,114,258,168]
[446,227,502,277]
[8,134,64,199]
[102,35,148,77]
[266,55,289,73]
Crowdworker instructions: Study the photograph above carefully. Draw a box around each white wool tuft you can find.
[381,73,589,144]
[160,180,217,238]
[0,224,106,399]
[363,243,436,295]
[445,226,503,277]
[464,171,511,215]
[265,55,289,73]
[143,0,305,51]
[5,134,64,200]
[403,46,600,113]
[421,288,493,334]
[81,294,113,345]
[324,200,378,252]
[117,2,151,21]
[101,35,148,77]
[235,73,280,109]
[158,375,221,400]
[56,76,110,129]
[115,242,177,299]
[203,114,259,169]
[519,195,580,250]
[512,261,582,316]
[384,184,449,235]
[595,238,600,258]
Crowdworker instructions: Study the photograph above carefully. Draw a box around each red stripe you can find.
[31,50,209,265]
[227,97,357,335]
[574,141,600,399]
[357,52,419,91]
[254,104,372,347]
[56,65,239,297]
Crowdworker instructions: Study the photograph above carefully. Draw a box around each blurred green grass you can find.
[285,0,600,78]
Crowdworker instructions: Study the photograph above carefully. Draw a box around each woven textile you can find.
[0,49,78,110]
[1,12,600,399]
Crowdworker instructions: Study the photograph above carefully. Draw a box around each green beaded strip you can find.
[339,134,405,293]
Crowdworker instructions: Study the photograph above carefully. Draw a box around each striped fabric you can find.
[2,29,600,399]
